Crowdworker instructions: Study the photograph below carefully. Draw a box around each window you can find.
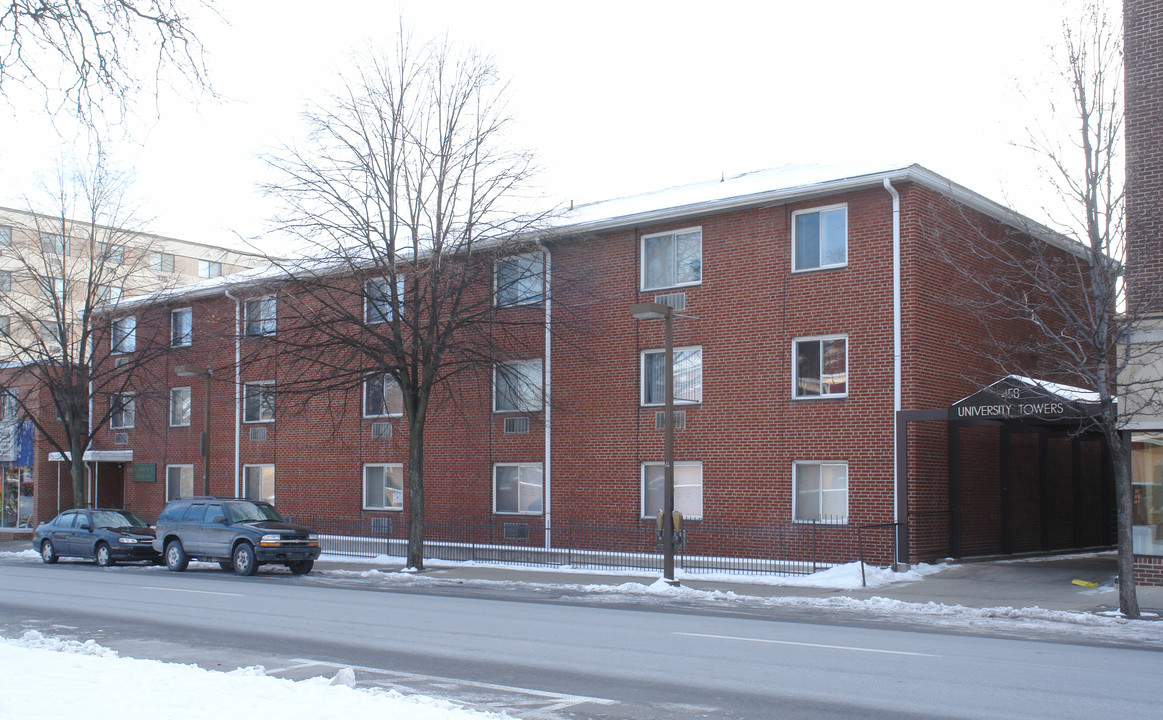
[793,205,847,271]
[170,387,191,427]
[166,465,193,501]
[0,226,10,245]
[151,252,175,273]
[0,388,19,421]
[0,271,10,292]
[243,382,274,423]
[111,316,136,354]
[243,464,275,505]
[364,374,403,417]
[42,233,69,255]
[111,393,135,429]
[244,297,276,335]
[42,278,65,299]
[794,461,848,523]
[364,464,404,510]
[641,347,702,406]
[794,335,847,398]
[171,307,192,347]
[496,253,544,306]
[365,277,404,324]
[642,462,703,520]
[642,227,701,291]
[494,359,542,413]
[97,242,123,265]
[97,285,122,304]
[494,463,543,514]
[198,260,221,278]
[0,316,9,336]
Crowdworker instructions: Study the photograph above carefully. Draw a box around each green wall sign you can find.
[131,463,156,483]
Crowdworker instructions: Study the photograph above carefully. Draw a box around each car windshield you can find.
[90,510,146,529]
[225,501,283,523]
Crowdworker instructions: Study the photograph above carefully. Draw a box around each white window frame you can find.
[792,461,849,524]
[97,242,124,265]
[640,226,702,291]
[791,203,848,272]
[152,252,175,273]
[363,373,403,418]
[641,461,703,520]
[111,316,136,354]
[495,252,544,307]
[42,233,69,255]
[110,393,135,429]
[493,359,543,413]
[0,271,10,292]
[243,382,275,423]
[171,307,193,347]
[364,276,404,324]
[792,334,848,399]
[493,462,544,515]
[243,464,275,505]
[165,464,194,501]
[640,346,702,406]
[170,387,191,428]
[244,296,276,336]
[363,463,404,511]
[198,259,222,278]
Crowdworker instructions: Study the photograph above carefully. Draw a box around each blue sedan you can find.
[32,509,160,566]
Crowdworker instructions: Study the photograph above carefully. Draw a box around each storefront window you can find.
[1,467,33,528]
[1132,433,1163,556]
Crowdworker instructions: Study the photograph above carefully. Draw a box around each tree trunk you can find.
[1108,430,1140,618]
[69,455,86,509]
[406,420,425,570]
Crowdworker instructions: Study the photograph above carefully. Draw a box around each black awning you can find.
[951,375,1101,424]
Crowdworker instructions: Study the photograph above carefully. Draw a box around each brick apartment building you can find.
[72,163,1113,567]
[1123,0,1163,585]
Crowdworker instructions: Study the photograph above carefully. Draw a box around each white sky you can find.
[0,0,1120,253]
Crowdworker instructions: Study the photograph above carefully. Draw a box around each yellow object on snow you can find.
[1071,578,1099,588]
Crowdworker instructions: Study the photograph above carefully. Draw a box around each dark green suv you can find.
[152,497,321,575]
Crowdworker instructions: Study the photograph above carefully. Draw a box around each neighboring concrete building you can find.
[1123,0,1163,585]
[0,207,265,533]
[81,164,1114,567]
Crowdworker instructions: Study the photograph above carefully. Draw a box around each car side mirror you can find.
[211,515,227,525]
[79,523,91,531]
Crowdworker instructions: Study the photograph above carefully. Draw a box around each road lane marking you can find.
[675,632,942,657]
[139,586,244,597]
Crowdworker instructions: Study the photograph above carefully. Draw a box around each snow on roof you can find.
[1007,375,1102,404]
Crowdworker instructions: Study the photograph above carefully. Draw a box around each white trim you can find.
[791,203,848,273]
[640,226,703,292]
[542,247,553,548]
[792,460,849,524]
[792,334,849,400]
[110,392,136,429]
[243,295,277,336]
[362,374,404,418]
[170,307,193,347]
[242,463,275,504]
[169,386,192,428]
[111,315,137,354]
[165,464,194,501]
[639,345,703,407]
[49,450,133,462]
[364,276,404,324]
[362,463,404,511]
[494,252,545,307]
[640,461,704,520]
[493,358,543,413]
[242,381,275,423]
[492,462,544,515]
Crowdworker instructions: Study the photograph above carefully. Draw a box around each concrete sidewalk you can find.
[4,536,1162,616]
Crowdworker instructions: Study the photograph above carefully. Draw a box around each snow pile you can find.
[0,548,40,561]
[0,634,505,720]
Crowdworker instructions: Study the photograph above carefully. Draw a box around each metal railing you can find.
[308,516,899,578]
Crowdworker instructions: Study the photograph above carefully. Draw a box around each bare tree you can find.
[0,152,176,509]
[262,34,549,570]
[0,0,212,127]
[937,4,1152,617]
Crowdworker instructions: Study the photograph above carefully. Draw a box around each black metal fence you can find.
[307,516,899,577]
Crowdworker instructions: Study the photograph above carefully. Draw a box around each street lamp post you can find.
[629,302,678,586]
[175,365,211,496]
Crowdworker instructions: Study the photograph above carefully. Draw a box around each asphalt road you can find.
[1,559,1159,720]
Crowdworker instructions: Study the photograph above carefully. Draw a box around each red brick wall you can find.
[1125,0,1163,312]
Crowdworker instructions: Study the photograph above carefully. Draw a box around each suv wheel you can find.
[232,542,258,576]
[165,540,189,571]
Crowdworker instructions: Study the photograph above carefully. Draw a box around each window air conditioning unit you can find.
[503,523,530,540]
[113,432,128,445]
[655,410,686,430]
[249,426,267,441]
[371,422,393,438]
[653,292,686,312]
[503,416,529,434]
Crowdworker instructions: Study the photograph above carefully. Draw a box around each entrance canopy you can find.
[48,450,133,462]
[951,375,1101,424]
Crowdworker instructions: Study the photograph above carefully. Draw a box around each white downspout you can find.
[884,178,903,567]
[225,290,241,497]
[542,247,553,550]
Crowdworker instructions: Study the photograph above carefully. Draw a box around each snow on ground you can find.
[0,631,503,720]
